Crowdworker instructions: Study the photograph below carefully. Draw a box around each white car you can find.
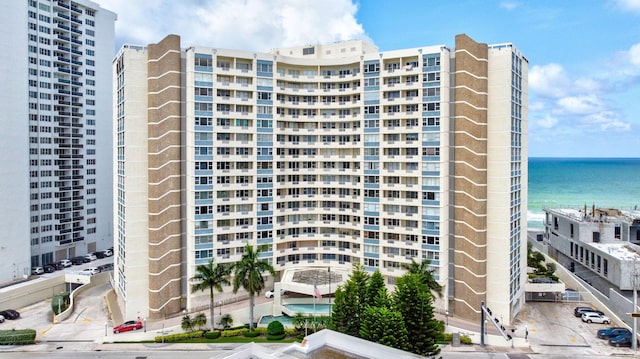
[103,249,113,257]
[582,312,610,324]
[0,315,4,323]
[80,267,100,276]
[265,289,287,298]
[32,266,44,275]
[84,253,97,261]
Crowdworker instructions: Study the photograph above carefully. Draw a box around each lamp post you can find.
[104,322,108,337]
[143,317,147,333]
[219,300,223,329]
[445,310,449,326]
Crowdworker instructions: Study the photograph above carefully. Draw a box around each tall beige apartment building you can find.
[113,34,528,324]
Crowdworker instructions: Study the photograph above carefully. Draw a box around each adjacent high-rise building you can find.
[114,34,528,324]
[0,0,116,285]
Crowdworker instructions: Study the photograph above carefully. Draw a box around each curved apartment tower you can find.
[114,34,527,325]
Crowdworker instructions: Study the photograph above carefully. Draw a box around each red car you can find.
[113,320,143,334]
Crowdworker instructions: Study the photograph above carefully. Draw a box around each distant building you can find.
[113,34,528,324]
[543,207,640,293]
[0,0,116,285]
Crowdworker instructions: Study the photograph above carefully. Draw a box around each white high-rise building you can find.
[114,34,528,325]
[0,0,116,284]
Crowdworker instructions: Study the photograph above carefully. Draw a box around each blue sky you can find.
[102,0,640,158]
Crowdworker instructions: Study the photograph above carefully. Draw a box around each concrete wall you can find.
[0,276,67,311]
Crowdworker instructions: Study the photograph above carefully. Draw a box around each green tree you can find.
[359,306,409,351]
[220,313,233,328]
[190,259,231,331]
[402,258,443,298]
[292,312,308,334]
[331,263,370,337]
[232,244,275,330]
[193,312,207,330]
[366,270,388,308]
[181,314,193,332]
[393,273,441,356]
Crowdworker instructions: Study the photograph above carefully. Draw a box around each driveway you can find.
[513,301,634,357]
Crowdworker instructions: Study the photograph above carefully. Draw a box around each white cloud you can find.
[101,0,368,51]
[582,112,631,131]
[528,63,571,98]
[556,95,603,115]
[629,43,640,66]
[499,2,520,11]
[537,114,558,129]
[613,0,640,13]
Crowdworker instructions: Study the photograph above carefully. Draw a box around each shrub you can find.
[442,333,472,345]
[204,331,220,339]
[220,328,245,338]
[266,320,285,340]
[154,330,204,343]
[51,292,70,315]
[0,329,36,345]
[267,320,284,335]
[243,330,260,338]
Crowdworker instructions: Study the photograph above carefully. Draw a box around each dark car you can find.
[598,327,631,339]
[71,256,91,265]
[93,251,106,259]
[97,263,114,272]
[113,320,143,334]
[573,306,602,317]
[609,333,637,347]
[43,265,56,273]
[0,310,20,320]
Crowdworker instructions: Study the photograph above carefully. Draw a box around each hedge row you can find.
[154,330,204,343]
[0,329,37,345]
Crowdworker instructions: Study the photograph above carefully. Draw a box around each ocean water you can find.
[528,158,640,230]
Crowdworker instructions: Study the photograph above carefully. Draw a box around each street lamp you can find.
[219,300,223,329]
[445,310,449,326]
[143,317,147,332]
[104,322,108,337]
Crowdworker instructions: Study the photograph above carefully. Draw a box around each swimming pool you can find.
[259,315,293,327]
[284,303,333,314]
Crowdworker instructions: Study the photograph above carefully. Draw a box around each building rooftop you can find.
[546,206,640,225]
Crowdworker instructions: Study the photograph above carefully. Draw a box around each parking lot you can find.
[513,301,638,357]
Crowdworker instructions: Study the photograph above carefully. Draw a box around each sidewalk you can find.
[104,293,272,342]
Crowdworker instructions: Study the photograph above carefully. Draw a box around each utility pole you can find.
[633,259,638,351]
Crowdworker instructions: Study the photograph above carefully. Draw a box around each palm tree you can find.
[232,244,275,330]
[190,259,231,331]
[402,259,443,297]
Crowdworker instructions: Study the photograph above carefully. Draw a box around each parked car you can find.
[80,267,100,276]
[265,289,288,298]
[609,333,637,347]
[113,320,142,334]
[70,256,85,265]
[574,306,603,317]
[84,253,97,261]
[43,265,56,273]
[31,267,44,275]
[582,312,610,324]
[0,310,20,320]
[97,263,114,272]
[598,327,631,339]
[93,251,106,259]
[103,249,113,257]
[58,259,72,268]
[0,315,4,323]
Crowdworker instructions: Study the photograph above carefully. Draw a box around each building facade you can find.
[0,0,115,284]
[114,34,528,324]
[543,207,640,294]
